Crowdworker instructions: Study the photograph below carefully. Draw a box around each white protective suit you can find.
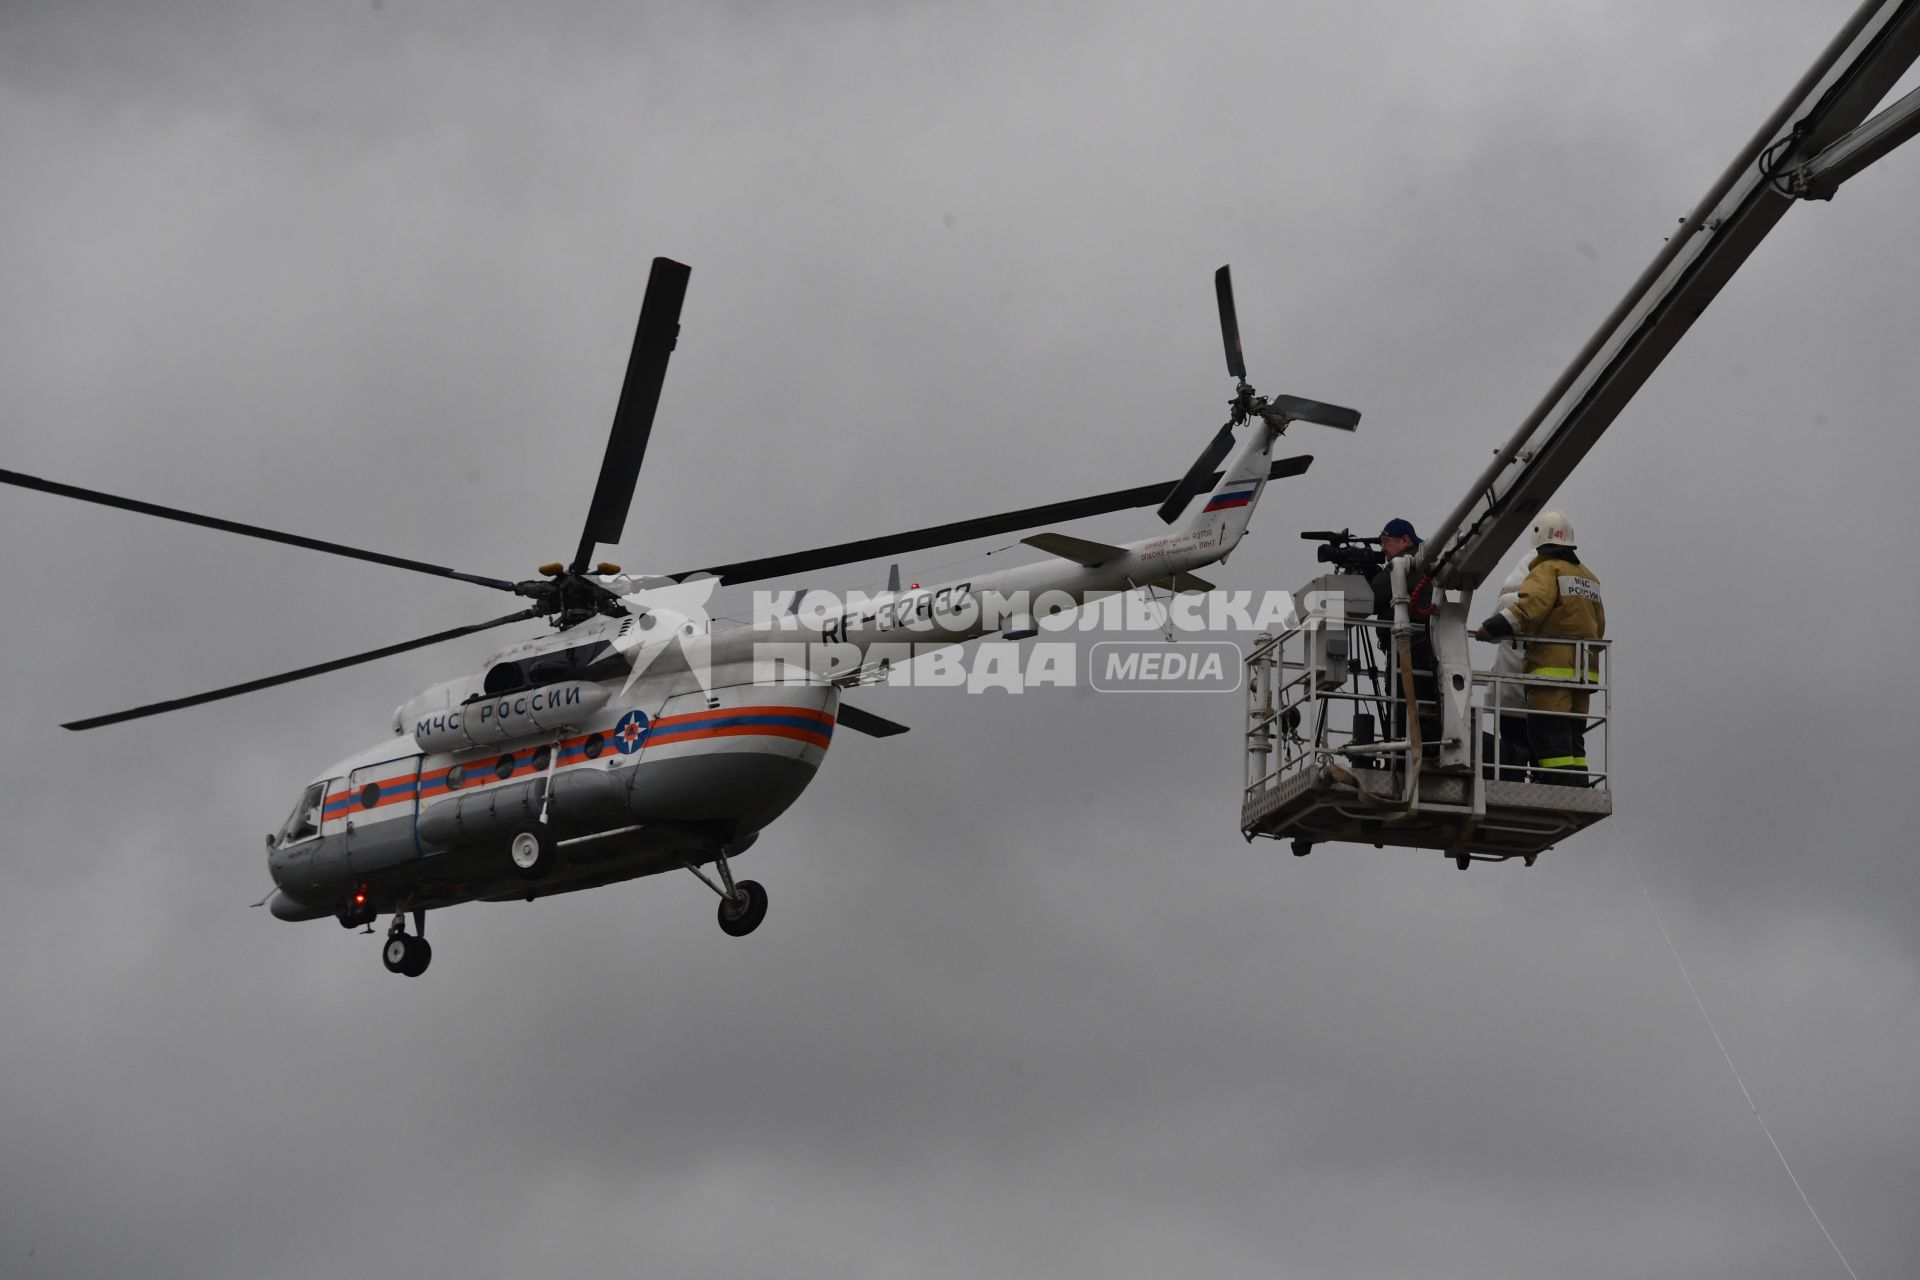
[1492,559,1532,710]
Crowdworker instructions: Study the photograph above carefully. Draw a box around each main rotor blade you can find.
[1215,265,1247,381]
[666,455,1311,586]
[62,608,541,731]
[1155,422,1239,524]
[0,468,520,592]
[573,257,692,573]
[837,702,910,737]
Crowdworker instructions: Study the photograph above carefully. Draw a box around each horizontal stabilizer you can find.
[838,702,909,737]
[1148,571,1215,593]
[1020,532,1129,567]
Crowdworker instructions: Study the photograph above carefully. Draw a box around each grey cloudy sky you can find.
[3,1,1917,1276]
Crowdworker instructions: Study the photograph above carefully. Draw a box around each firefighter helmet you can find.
[1530,509,1575,549]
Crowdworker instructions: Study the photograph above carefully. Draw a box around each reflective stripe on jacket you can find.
[1499,547,1604,682]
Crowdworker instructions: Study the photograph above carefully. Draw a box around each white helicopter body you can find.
[13,258,1355,973]
[267,410,1284,928]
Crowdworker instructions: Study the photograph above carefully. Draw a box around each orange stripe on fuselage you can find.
[649,704,836,730]
[320,705,836,818]
[645,723,832,750]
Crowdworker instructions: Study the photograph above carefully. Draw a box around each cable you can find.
[1409,574,1438,620]
[1613,827,1859,1280]
[1760,127,1810,197]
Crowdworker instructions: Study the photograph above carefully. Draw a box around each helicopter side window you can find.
[543,639,623,683]
[279,781,327,845]
[480,643,613,698]
[483,662,525,696]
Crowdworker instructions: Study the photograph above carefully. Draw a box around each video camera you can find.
[1300,528,1385,576]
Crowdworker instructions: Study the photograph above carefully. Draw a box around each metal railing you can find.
[1244,619,1610,806]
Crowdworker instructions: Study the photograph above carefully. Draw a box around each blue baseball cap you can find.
[1381,517,1419,541]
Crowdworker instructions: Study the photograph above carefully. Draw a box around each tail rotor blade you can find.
[1215,265,1247,382]
[1265,393,1362,431]
[1156,422,1238,524]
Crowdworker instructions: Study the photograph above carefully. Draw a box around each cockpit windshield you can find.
[279,782,326,844]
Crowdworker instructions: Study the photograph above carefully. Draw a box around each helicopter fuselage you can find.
[263,412,1285,928]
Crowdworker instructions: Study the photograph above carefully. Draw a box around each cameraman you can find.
[1370,518,1439,758]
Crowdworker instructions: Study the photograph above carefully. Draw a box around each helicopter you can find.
[3,258,1359,976]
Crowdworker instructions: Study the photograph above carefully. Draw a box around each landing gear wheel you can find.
[508,823,558,880]
[1454,853,1471,870]
[717,879,768,937]
[383,933,430,975]
[1523,853,1538,868]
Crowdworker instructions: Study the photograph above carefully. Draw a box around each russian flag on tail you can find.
[1203,485,1258,513]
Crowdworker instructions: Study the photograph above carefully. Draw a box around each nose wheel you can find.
[381,908,432,976]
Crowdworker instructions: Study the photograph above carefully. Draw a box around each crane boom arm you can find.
[1418,0,1920,589]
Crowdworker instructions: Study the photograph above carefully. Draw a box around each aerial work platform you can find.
[1236,0,1920,869]
[1240,578,1610,868]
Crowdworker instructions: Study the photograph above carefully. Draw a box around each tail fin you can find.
[1184,420,1280,544]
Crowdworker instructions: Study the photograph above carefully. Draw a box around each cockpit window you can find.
[279,782,326,844]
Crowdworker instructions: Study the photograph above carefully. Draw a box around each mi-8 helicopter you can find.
[3,258,1358,975]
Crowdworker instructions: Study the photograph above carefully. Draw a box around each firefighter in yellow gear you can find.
[1474,510,1604,784]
